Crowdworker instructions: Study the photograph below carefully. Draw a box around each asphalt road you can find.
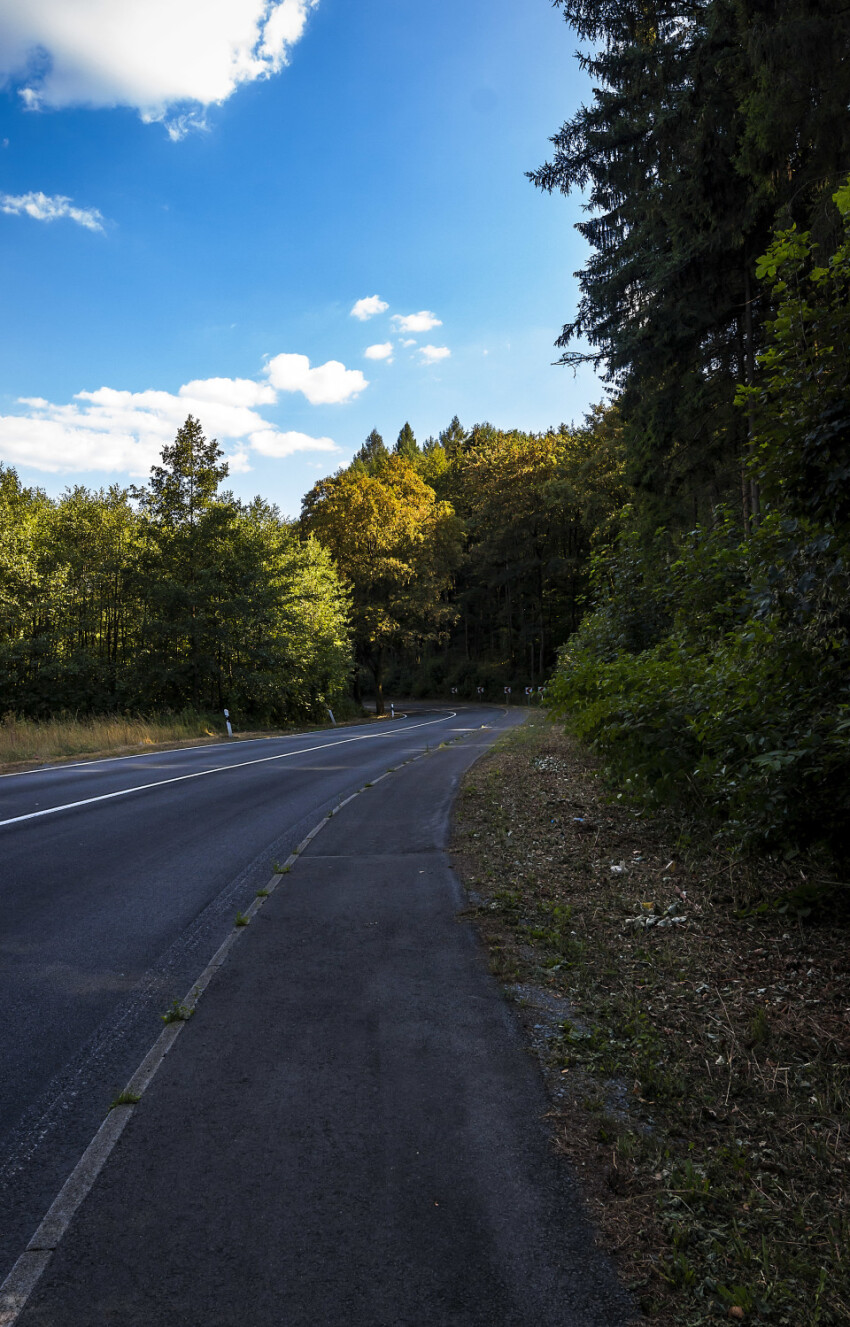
[0,705,508,1282]
[11,708,632,1326]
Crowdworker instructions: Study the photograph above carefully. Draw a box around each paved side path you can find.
[16,731,632,1326]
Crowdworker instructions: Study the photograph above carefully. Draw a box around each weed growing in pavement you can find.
[271,861,291,873]
[234,912,250,927]
[109,1089,141,1109]
[256,888,270,898]
[161,999,194,1024]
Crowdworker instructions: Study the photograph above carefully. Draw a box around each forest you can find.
[0,417,352,724]
[530,0,850,864]
[2,0,849,866]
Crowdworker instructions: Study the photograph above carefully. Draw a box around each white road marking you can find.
[0,714,458,831]
[0,712,419,779]
[0,713,502,1325]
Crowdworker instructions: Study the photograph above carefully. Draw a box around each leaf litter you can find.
[451,713,849,1325]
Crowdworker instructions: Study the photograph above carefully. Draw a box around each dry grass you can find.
[0,712,223,768]
[451,712,850,1326]
[0,705,379,771]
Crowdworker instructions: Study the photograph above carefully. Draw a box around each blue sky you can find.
[0,0,600,516]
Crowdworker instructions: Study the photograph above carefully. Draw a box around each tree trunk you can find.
[744,265,761,525]
[371,650,385,716]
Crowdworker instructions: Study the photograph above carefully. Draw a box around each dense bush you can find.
[547,510,850,857]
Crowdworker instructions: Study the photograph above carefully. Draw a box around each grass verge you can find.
[0,712,223,767]
[451,712,849,1326]
[0,707,377,772]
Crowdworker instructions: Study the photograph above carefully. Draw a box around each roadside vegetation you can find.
[453,714,849,1325]
[0,417,352,726]
[0,700,370,770]
[525,2,850,876]
[0,710,223,767]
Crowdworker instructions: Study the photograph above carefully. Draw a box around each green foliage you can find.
[0,418,352,722]
[548,510,850,857]
[531,0,850,523]
[394,421,418,460]
[301,453,460,711]
[353,427,389,470]
[304,408,626,702]
[741,182,850,532]
[546,181,850,865]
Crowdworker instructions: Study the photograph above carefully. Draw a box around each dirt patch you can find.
[451,713,849,1325]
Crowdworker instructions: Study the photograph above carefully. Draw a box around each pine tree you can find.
[394,422,419,460]
[438,415,466,457]
[354,428,389,469]
[136,416,234,709]
[529,0,850,525]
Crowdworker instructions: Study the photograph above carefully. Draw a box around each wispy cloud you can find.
[0,0,319,138]
[350,295,388,321]
[0,190,104,232]
[265,353,367,405]
[363,342,393,362]
[419,345,451,364]
[0,360,347,476]
[392,310,442,334]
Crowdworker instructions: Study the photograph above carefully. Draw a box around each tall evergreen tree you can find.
[438,415,466,457]
[529,0,850,526]
[354,427,389,469]
[136,416,235,708]
[394,421,418,459]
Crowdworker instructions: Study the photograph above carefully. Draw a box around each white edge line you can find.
[0,716,505,1323]
[0,711,420,781]
[0,714,458,830]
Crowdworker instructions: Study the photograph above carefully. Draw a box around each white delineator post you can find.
[327,709,336,726]
[223,708,233,738]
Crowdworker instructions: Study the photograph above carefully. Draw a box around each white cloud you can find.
[227,447,252,474]
[391,310,442,334]
[265,352,367,405]
[419,345,451,364]
[400,338,417,347]
[0,0,319,137]
[179,377,276,407]
[350,295,388,321]
[0,190,104,232]
[0,366,341,476]
[250,429,337,458]
[363,342,393,362]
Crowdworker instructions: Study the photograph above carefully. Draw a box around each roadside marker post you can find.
[327,709,336,726]
[223,708,233,738]
[504,686,511,705]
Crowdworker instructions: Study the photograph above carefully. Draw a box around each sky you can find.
[0,0,600,517]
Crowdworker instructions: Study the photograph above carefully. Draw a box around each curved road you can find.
[0,705,504,1279]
